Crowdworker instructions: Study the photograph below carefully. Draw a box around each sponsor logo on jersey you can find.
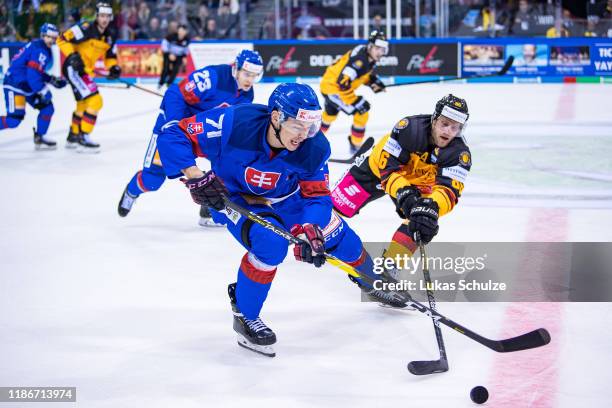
[245,167,281,194]
[343,185,361,196]
[383,137,402,158]
[442,165,469,183]
[186,121,204,135]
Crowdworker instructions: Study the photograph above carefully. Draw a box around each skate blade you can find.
[198,218,226,228]
[236,334,275,357]
[65,143,79,149]
[378,303,416,311]
[34,145,57,151]
[76,146,101,154]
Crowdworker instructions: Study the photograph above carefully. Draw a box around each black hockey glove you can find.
[107,65,122,80]
[395,185,421,219]
[181,171,228,210]
[353,96,370,115]
[369,75,386,93]
[49,76,67,89]
[408,198,439,244]
[32,90,52,109]
[65,52,85,75]
[291,224,326,268]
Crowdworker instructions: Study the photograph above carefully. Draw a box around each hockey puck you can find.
[470,386,489,404]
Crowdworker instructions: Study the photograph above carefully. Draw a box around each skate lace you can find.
[245,318,268,333]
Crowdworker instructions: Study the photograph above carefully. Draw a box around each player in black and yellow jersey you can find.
[331,94,471,260]
[57,2,121,152]
[319,30,388,153]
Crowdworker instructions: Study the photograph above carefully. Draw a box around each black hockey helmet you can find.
[433,94,469,125]
[367,30,389,54]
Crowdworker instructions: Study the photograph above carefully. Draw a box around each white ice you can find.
[1,82,611,407]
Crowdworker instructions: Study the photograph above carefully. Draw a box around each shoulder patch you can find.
[459,151,471,167]
[71,25,84,40]
[383,137,402,158]
[394,118,409,130]
[354,60,363,68]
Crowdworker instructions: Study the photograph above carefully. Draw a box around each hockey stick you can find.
[329,136,375,164]
[221,197,551,353]
[386,56,514,88]
[407,238,449,375]
[94,70,164,97]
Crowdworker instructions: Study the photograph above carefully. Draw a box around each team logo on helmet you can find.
[245,167,281,194]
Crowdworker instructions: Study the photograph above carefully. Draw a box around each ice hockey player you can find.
[57,2,120,152]
[331,94,471,272]
[117,49,264,225]
[0,23,67,149]
[155,83,400,357]
[319,30,388,153]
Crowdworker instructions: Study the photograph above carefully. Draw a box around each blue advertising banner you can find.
[592,43,612,76]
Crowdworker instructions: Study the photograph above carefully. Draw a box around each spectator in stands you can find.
[137,1,151,30]
[510,0,535,35]
[216,0,239,39]
[0,19,16,41]
[584,16,598,37]
[147,16,164,40]
[188,4,210,39]
[204,17,219,38]
[158,24,190,89]
[372,14,384,33]
[546,9,571,37]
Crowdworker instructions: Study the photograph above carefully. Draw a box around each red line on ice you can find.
[487,209,567,407]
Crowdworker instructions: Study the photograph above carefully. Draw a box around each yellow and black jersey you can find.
[57,21,118,76]
[320,45,375,101]
[369,115,472,216]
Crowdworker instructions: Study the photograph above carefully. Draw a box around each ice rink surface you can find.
[1,82,611,407]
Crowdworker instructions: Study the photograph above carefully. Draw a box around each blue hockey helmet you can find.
[40,23,59,39]
[268,83,322,138]
[233,49,264,82]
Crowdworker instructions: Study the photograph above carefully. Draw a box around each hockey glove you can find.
[107,65,122,80]
[291,224,326,268]
[32,89,52,109]
[395,185,421,219]
[353,96,371,115]
[49,76,67,89]
[408,198,439,244]
[369,75,386,93]
[181,171,228,211]
[338,74,352,91]
[65,52,85,75]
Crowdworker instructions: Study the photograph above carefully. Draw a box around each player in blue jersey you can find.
[0,23,67,149]
[117,49,264,223]
[156,83,401,357]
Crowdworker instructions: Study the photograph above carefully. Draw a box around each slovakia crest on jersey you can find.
[186,121,204,135]
[245,167,281,194]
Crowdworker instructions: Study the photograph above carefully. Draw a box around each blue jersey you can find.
[3,39,53,96]
[158,104,333,224]
[153,64,254,134]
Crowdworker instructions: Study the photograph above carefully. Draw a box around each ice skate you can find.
[228,283,276,357]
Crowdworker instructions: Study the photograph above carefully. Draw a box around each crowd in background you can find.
[1,0,611,42]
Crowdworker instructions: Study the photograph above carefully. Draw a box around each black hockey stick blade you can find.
[329,137,375,164]
[498,56,515,76]
[407,358,449,375]
[491,328,551,353]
